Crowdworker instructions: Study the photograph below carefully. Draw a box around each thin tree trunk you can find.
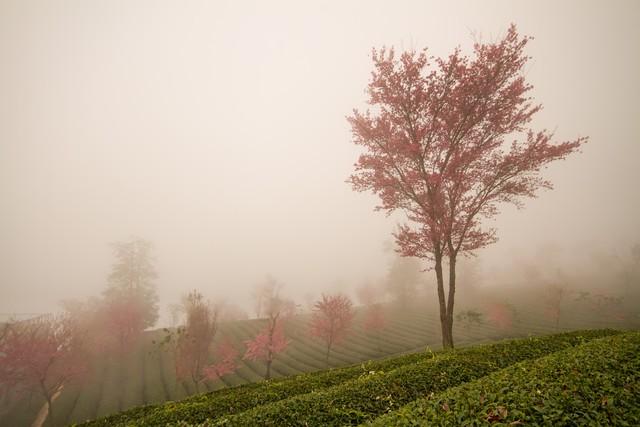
[445,252,457,348]
[265,358,272,380]
[45,396,53,427]
[32,386,63,427]
[325,341,332,367]
[434,251,450,349]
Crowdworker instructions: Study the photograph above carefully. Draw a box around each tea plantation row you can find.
[371,332,640,426]
[79,329,623,426]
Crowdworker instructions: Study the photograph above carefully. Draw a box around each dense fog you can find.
[1,0,638,324]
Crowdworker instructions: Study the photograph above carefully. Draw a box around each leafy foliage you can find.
[371,332,640,426]
[80,330,618,427]
[309,294,355,365]
[0,315,88,424]
[243,318,289,380]
[102,238,159,351]
[177,292,217,384]
[210,330,617,426]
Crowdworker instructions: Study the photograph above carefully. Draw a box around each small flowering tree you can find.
[356,282,386,351]
[243,317,289,380]
[244,278,294,379]
[0,315,87,426]
[102,296,146,354]
[174,291,220,392]
[202,338,239,381]
[309,294,355,366]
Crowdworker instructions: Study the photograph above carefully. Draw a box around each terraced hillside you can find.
[1,302,635,426]
[81,330,638,426]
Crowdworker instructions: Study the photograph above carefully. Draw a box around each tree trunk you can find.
[445,253,457,348]
[325,341,332,367]
[45,396,53,427]
[434,252,452,349]
[266,347,273,380]
[265,358,272,380]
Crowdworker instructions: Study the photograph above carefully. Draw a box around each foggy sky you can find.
[1,1,639,320]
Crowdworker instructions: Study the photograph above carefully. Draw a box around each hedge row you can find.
[179,329,620,426]
[77,340,446,426]
[370,332,640,426]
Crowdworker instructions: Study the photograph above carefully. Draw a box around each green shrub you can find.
[370,332,640,426]
[76,330,618,426]
[201,330,618,426]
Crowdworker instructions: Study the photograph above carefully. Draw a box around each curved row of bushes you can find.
[168,330,618,426]
[370,331,640,426]
[78,340,441,426]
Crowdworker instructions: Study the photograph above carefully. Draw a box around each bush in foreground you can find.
[205,330,618,426]
[78,330,619,426]
[370,331,640,426]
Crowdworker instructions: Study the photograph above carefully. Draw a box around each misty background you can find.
[1,0,639,323]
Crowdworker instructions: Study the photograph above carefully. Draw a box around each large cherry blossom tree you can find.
[348,25,586,348]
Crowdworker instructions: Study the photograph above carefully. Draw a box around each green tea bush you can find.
[185,330,617,426]
[76,330,618,426]
[370,332,640,426]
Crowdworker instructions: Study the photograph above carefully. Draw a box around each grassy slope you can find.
[370,332,640,426]
[204,330,620,426]
[1,301,634,427]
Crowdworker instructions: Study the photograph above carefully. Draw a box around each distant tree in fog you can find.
[103,297,146,353]
[356,281,387,351]
[544,282,568,330]
[175,291,221,391]
[244,318,289,380]
[244,277,295,379]
[0,315,87,425]
[487,302,516,331]
[252,276,280,319]
[202,338,239,381]
[356,280,378,306]
[348,25,586,348]
[103,238,159,329]
[386,255,422,305]
[363,304,386,351]
[309,294,354,366]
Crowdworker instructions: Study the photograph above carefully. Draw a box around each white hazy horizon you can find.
[1,0,639,324]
